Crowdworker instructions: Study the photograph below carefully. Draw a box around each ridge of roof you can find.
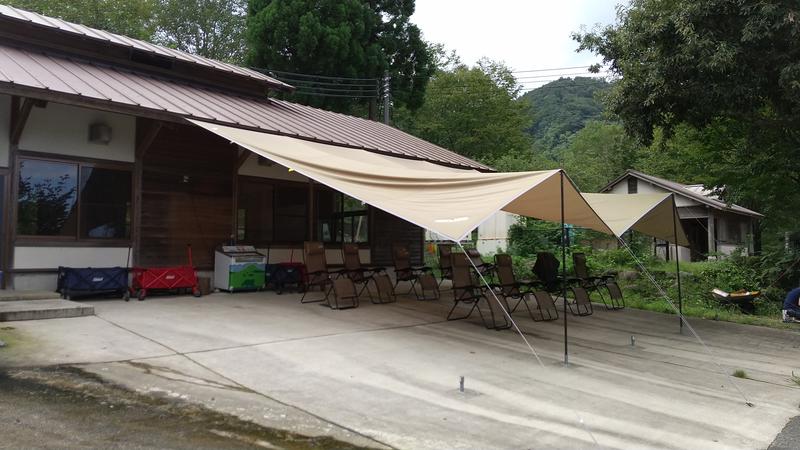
[602,169,763,218]
[0,4,293,92]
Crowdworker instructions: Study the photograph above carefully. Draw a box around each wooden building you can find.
[0,5,489,290]
[602,170,763,261]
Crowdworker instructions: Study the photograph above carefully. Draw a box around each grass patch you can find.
[732,369,748,379]
[790,372,800,387]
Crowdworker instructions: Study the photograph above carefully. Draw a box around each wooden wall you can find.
[371,208,424,266]
[138,123,236,269]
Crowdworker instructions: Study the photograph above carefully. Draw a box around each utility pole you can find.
[383,71,391,125]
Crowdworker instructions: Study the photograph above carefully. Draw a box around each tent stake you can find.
[561,170,569,366]
[672,194,684,334]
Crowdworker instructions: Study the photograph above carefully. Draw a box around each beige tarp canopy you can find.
[190,120,613,241]
[582,193,690,246]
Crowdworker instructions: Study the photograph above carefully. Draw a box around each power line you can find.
[511,65,593,74]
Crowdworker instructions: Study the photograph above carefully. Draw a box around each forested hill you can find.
[521,77,610,151]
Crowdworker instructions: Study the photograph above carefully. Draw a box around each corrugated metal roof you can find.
[603,170,762,217]
[0,43,490,170]
[0,4,293,91]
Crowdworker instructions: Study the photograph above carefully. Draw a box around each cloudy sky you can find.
[412,0,623,89]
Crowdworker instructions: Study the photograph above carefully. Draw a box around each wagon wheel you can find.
[137,289,147,301]
[123,290,130,302]
[192,286,202,298]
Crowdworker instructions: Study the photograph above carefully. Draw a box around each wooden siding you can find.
[138,123,236,269]
[371,208,423,266]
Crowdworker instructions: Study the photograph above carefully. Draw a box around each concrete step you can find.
[0,299,94,322]
[0,290,62,302]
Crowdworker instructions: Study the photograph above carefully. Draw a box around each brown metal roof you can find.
[0,42,490,171]
[0,4,293,92]
[601,170,762,218]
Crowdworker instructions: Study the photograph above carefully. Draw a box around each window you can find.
[17,158,131,240]
[236,178,308,244]
[80,167,131,239]
[316,189,368,243]
[17,159,79,237]
[627,177,638,194]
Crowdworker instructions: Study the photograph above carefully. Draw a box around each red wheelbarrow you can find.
[129,245,201,301]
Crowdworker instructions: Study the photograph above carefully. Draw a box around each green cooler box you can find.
[214,246,267,292]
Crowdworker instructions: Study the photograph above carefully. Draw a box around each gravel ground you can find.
[0,367,367,450]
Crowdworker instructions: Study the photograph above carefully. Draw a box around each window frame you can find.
[14,151,134,246]
[627,177,638,194]
[315,186,369,245]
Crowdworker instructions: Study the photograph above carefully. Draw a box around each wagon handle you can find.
[187,244,194,268]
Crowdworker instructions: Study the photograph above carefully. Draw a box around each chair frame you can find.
[572,252,621,310]
[300,241,343,306]
[392,243,438,301]
[342,243,386,303]
[448,253,510,330]
[567,285,594,316]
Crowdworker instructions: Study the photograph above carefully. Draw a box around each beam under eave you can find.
[10,97,35,145]
[136,120,163,159]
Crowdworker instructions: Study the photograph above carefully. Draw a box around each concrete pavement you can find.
[1,291,799,449]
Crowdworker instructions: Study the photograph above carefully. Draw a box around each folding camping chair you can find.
[300,241,343,305]
[603,280,626,310]
[466,248,496,280]
[529,290,560,321]
[572,252,621,310]
[341,243,385,303]
[330,277,360,310]
[493,254,558,322]
[567,286,594,316]
[531,252,571,293]
[492,254,536,312]
[392,243,438,300]
[448,253,510,330]
[437,243,454,287]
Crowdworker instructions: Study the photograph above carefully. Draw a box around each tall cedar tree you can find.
[246,0,434,113]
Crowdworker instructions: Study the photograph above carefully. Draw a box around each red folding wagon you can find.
[129,245,201,301]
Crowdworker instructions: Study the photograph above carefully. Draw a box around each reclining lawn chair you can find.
[567,286,594,316]
[529,290,560,321]
[531,252,570,293]
[448,253,510,330]
[330,277,359,310]
[392,243,438,300]
[342,243,386,303]
[572,252,621,310]
[603,279,625,310]
[437,243,453,287]
[466,248,496,280]
[492,254,536,311]
[301,241,344,305]
[493,254,558,322]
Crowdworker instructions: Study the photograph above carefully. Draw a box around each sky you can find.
[411,0,623,90]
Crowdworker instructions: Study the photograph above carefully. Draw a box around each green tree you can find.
[153,0,248,64]
[246,0,434,113]
[6,0,157,39]
[574,0,800,248]
[404,59,534,165]
[562,121,640,191]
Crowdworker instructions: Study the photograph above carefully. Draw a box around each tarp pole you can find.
[672,193,684,333]
[561,170,569,366]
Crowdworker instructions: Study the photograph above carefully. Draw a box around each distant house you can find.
[601,170,763,261]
